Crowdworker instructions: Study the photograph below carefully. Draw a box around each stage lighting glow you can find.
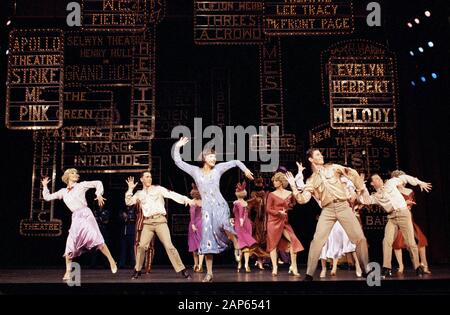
[425,11,431,17]
[409,51,414,56]
[407,22,413,28]
[414,18,420,24]
[6,20,11,26]
[428,41,434,47]
[431,73,438,79]
[418,47,424,53]
[411,81,416,87]
[5,49,9,55]
[420,76,426,82]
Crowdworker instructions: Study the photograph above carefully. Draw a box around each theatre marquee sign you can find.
[322,40,398,129]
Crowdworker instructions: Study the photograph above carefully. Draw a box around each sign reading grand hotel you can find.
[65,31,146,85]
[6,29,64,130]
[194,0,264,44]
[82,0,148,31]
[322,40,398,129]
[264,0,354,36]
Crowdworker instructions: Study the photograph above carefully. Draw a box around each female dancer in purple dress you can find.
[233,182,257,272]
[188,183,204,272]
[42,169,117,280]
[173,137,254,282]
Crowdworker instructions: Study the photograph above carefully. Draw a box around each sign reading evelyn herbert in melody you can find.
[194,0,264,44]
[264,0,354,36]
[6,29,64,130]
[322,40,398,129]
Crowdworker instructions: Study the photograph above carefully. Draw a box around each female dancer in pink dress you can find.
[233,182,257,272]
[188,184,204,272]
[42,169,117,280]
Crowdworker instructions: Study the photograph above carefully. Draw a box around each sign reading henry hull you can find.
[322,40,398,129]
[65,32,146,85]
[6,29,64,130]
[194,0,264,44]
[82,0,148,31]
[264,0,354,36]
[62,127,151,173]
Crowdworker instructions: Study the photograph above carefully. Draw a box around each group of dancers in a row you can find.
[42,137,432,282]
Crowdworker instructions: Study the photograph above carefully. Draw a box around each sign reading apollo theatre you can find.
[6,29,64,130]
[322,40,398,129]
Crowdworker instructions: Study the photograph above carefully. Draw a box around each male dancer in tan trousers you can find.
[359,173,432,277]
[285,148,369,281]
[125,171,193,279]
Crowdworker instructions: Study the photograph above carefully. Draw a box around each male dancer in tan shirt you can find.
[358,173,432,277]
[286,148,369,281]
[125,171,193,280]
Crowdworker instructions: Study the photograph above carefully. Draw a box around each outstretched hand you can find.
[41,177,51,187]
[126,176,138,190]
[95,195,107,208]
[296,162,305,174]
[244,169,254,180]
[175,137,189,148]
[419,182,432,193]
[285,171,296,188]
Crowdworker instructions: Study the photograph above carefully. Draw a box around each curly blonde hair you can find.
[271,172,288,188]
[61,168,78,184]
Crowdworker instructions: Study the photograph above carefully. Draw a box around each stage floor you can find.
[1,265,449,295]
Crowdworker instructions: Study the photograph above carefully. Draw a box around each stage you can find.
[1,265,449,295]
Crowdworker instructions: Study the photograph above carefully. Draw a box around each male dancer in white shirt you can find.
[125,171,193,279]
[359,173,432,277]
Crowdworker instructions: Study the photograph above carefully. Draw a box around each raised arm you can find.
[397,174,432,192]
[172,137,198,175]
[80,180,104,196]
[160,186,190,205]
[333,164,365,193]
[125,176,139,206]
[42,187,63,201]
[294,162,306,190]
[41,177,63,201]
[81,180,106,207]
[358,187,378,206]
[286,172,312,204]
[215,160,254,180]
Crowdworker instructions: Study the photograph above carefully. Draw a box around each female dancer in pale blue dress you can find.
[173,137,254,282]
